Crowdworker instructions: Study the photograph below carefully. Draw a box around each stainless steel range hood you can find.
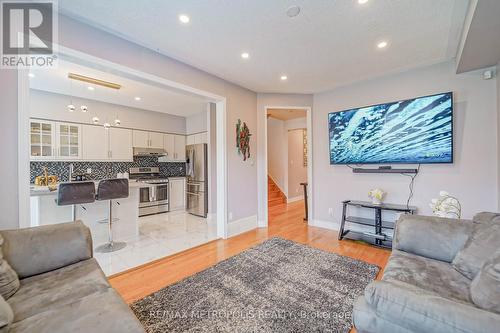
[133,147,167,157]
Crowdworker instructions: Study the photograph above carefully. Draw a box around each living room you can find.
[1,1,500,332]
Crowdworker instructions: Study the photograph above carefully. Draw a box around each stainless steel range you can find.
[129,167,169,217]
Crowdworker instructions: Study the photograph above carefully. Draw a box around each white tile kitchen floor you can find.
[92,211,218,276]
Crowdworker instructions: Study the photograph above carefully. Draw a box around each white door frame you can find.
[18,45,228,239]
[262,106,313,226]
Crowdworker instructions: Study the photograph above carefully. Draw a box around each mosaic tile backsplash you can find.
[30,156,186,183]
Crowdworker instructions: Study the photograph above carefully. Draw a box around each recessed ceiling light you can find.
[241,52,249,59]
[28,73,35,78]
[286,5,301,18]
[134,96,141,101]
[179,14,190,24]
[358,0,369,4]
[87,86,95,91]
[280,75,288,81]
[377,41,388,49]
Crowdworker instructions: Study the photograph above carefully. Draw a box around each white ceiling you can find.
[59,0,470,94]
[267,109,306,121]
[30,60,209,117]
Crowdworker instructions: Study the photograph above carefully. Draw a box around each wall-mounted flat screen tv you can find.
[329,92,453,165]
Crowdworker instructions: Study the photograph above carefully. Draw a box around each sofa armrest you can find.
[0,221,92,279]
[393,215,473,262]
[365,280,500,333]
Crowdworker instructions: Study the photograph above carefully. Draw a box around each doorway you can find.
[17,46,229,275]
[264,107,312,224]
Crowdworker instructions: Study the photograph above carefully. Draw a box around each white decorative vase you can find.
[371,197,382,205]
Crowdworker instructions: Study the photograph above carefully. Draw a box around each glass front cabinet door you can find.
[30,120,56,160]
[56,123,82,159]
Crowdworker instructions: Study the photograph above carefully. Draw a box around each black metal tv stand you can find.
[339,200,417,248]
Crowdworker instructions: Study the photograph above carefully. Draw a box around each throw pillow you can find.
[0,295,13,333]
[470,250,500,314]
[452,221,500,279]
[0,235,20,299]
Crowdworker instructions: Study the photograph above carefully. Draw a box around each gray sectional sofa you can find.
[0,221,145,333]
[354,213,500,333]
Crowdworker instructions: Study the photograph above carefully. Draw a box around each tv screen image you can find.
[328,92,453,165]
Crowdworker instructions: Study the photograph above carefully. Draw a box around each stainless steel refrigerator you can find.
[186,143,208,217]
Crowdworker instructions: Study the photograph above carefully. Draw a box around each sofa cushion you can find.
[7,258,110,322]
[393,215,473,263]
[452,221,500,279]
[353,296,415,333]
[383,250,471,303]
[364,280,500,333]
[0,235,19,300]
[473,212,500,224]
[0,222,93,279]
[9,288,145,333]
[470,250,500,314]
[0,295,13,333]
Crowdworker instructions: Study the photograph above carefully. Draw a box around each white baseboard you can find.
[309,219,340,231]
[287,195,304,203]
[228,215,258,237]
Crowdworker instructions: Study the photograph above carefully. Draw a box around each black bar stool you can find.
[95,179,129,253]
[56,181,96,221]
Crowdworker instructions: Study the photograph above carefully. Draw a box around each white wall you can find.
[497,62,500,208]
[256,93,313,224]
[30,90,186,134]
[1,14,257,229]
[288,129,307,200]
[0,70,19,230]
[186,111,208,135]
[313,61,498,226]
[267,117,287,195]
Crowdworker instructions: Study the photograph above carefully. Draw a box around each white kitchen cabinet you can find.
[132,130,149,148]
[82,125,108,160]
[169,178,186,211]
[133,130,164,149]
[149,132,164,149]
[163,134,175,159]
[56,123,82,160]
[173,135,186,161]
[30,120,56,160]
[82,126,132,161]
[108,128,133,161]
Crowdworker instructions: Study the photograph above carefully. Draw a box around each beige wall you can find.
[267,117,287,194]
[1,14,257,229]
[497,62,500,208]
[313,61,498,227]
[0,70,19,230]
[288,129,307,200]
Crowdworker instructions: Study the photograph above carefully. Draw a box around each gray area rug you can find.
[131,237,379,333]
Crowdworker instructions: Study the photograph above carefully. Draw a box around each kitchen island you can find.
[30,181,146,245]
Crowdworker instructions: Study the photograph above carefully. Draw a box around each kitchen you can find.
[28,59,217,275]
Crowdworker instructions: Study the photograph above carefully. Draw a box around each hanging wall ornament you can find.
[236,119,251,161]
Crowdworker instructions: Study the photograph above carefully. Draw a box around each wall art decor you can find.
[236,119,251,161]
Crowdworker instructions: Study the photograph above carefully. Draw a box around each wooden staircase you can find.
[268,176,287,207]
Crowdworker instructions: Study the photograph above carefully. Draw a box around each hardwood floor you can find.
[110,200,391,305]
